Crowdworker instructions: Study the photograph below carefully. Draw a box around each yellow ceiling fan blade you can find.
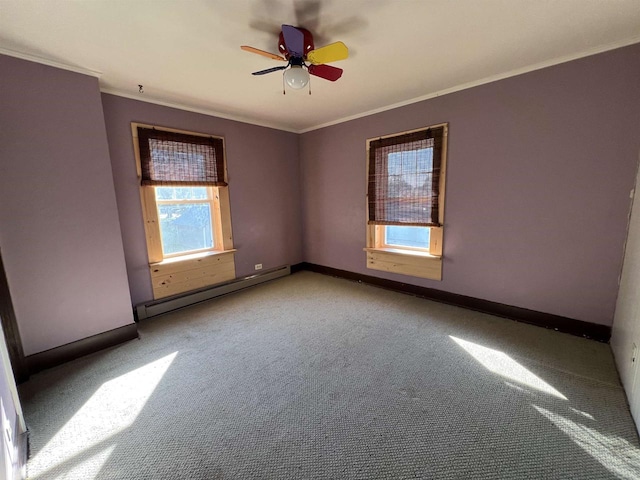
[241,46,286,61]
[307,41,348,65]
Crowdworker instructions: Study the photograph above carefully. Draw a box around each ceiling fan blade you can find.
[281,24,305,57]
[307,41,348,65]
[241,46,286,61]
[297,27,315,55]
[252,66,288,76]
[308,64,343,82]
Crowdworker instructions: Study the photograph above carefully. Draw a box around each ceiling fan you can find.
[241,24,348,93]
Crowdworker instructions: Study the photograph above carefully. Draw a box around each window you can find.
[384,225,430,250]
[365,124,448,280]
[155,186,215,257]
[132,124,235,299]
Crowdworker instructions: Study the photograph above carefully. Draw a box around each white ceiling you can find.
[2,0,640,133]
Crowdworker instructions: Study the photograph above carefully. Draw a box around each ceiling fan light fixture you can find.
[284,65,309,89]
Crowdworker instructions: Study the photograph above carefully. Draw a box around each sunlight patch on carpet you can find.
[28,352,177,479]
[450,336,567,400]
[534,405,640,479]
[31,444,117,480]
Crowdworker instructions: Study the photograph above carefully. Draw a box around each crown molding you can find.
[299,36,640,134]
[0,47,102,78]
[99,88,299,134]
[3,35,638,135]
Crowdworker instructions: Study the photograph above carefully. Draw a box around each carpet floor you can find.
[18,271,640,479]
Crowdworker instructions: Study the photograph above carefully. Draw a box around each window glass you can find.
[155,186,214,255]
[385,226,430,249]
[155,186,208,200]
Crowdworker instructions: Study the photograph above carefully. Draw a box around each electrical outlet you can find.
[254,264,263,271]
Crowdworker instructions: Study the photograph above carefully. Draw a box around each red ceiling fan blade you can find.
[281,24,305,57]
[308,64,343,82]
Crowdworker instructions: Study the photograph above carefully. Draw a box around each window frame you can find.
[365,123,448,281]
[132,123,235,299]
[154,185,219,259]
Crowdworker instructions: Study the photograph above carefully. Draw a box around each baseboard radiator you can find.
[136,265,291,320]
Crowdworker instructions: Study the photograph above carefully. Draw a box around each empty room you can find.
[1,1,640,479]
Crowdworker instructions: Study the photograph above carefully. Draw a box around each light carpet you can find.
[19,271,640,479]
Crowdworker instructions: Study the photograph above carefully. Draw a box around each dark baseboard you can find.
[295,262,611,343]
[290,263,306,274]
[26,323,139,375]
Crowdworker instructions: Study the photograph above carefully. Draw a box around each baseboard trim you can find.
[26,323,139,374]
[296,262,611,342]
[290,263,306,274]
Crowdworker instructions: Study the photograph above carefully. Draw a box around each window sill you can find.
[150,249,236,267]
[149,249,237,299]
[363,247,440,259]
[364,247,442,281]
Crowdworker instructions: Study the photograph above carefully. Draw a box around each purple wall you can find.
[300,44,640,326]
[1,42,637,357]
[0,55,134,355]
[101,95,303,305]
